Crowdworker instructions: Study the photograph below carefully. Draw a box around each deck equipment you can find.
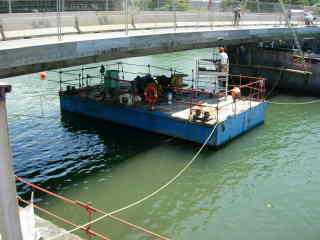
[58,61,267,147]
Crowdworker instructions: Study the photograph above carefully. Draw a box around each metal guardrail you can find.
[16,176,169,240]
[0,0,317,41]
[0,0,313,14]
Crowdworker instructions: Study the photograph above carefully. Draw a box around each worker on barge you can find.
[218,47,229,73]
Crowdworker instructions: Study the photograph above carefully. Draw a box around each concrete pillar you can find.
[105,0,109,10]
[8,0,12,13]
[125,0,129,35]
[0,83,23,240]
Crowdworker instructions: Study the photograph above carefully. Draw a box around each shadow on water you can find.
[60,111,170,154]
[17,111,171,196]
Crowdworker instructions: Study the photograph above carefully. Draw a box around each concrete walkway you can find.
[0,23,290,50]
[0,23,319,79]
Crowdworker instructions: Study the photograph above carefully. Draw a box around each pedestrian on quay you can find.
[304,12,314,26]
[287,9,292,26]
[233,6,241,26]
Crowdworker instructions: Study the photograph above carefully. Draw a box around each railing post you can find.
[210,1,214,30]
[173,0,177,32]
[125,0,129,35]
[8,0,12,13]
[216,101,219,123]
[78,73,81,88]
[81,66,84,86]
[56,0,64,40]
[86,74,89,87]
[59,71,62,91]
[0,23,6,41]
[192,69,194,89]
[105,0,109,11]
[0,83,23,240]
[85,202,93,240]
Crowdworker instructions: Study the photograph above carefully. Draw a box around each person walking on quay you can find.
[287,9,292,26]
[304,12,314,26]
[233,6,241,26]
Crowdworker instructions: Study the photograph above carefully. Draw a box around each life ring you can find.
[144,83,158,106]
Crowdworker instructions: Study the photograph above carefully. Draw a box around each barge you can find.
[58,61,267,147]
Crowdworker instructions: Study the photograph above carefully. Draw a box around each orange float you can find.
[39,71,47,80]
[231,87,241,100]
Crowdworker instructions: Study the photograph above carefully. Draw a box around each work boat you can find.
[59,60,267,147]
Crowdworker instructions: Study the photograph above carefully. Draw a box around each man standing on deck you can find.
[218,47,229,73]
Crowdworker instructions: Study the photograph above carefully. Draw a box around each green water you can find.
[7,49,320,240]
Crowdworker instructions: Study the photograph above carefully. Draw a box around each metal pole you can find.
[173,0,177,32]
[105,0,109,11]
[57,0,62,40]
[125,0,129,35]
[0,83,23,240]
[256,0,260,13]
[8,0,12,13]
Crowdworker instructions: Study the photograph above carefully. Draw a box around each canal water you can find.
[6,49,320,240]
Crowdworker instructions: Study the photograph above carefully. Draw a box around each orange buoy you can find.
[231,87,241,100]
[39,71,47,80]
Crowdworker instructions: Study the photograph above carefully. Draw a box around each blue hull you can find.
[60,96,267,147]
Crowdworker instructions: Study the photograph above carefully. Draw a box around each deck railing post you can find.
[81,66,84,86]
[86,74,89,87]
[216,101,219,122]
[173,0,177,32]
[125,0,129,35]
[192,70,194,89]
[59,71,62,91]
[0,83,23,240]
[8,0,12,13]
[86,202,93,240]
[78,73,81,88]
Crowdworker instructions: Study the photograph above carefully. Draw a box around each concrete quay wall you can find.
[0,26,320,79]
[0,11,294,40]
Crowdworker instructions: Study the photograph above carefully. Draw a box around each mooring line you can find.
[266,99,320,105]
[47,123,219,240]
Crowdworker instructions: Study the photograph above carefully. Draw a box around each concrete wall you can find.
[0,26,320,79]
[0,11,289,29]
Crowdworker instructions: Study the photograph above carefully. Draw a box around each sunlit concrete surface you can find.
[0,24,319,79]
[36,216,83,240]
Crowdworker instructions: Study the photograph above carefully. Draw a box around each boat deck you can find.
[169,96,261,125]
[69,86,261,126]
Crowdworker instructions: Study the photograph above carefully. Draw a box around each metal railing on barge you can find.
[56,62,266,124]
[57,62,186,92]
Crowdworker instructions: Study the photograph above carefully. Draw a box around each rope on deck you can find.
[47,123,219,240]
